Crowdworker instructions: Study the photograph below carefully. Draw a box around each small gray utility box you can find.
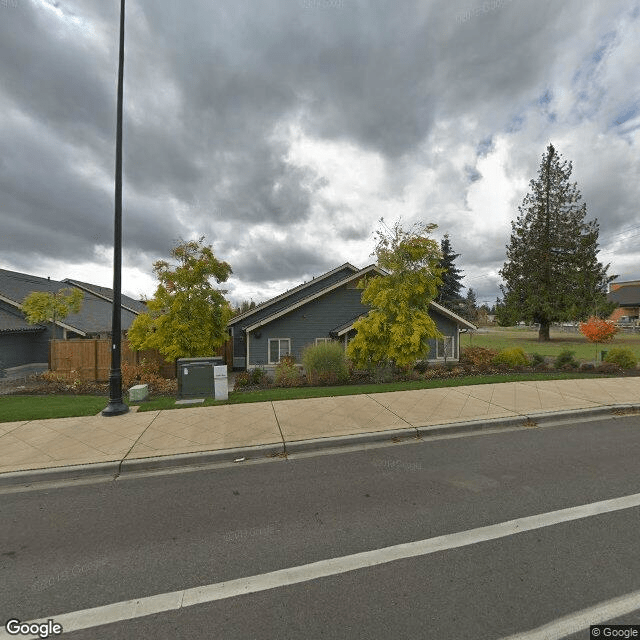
[177,357,224,399]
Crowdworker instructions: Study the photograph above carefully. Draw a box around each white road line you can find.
[499,588,640,640]
[3,492,640,639]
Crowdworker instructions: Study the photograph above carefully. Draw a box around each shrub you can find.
[414,360,430,373]
[121,360,177,396]
[274,356,303,387]
[579,317,618,343]
[554,350,578,369]
[604,347,637,370]
[492,348,530,368]
[460,346,499,368]
[530,353,545,366]
[302,341,349,385]
[233,371,251,388]
[596,362,622,374]
[250,367,268,385]
[373,363,398,383]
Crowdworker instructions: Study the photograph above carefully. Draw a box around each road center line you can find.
[4,492,640,639]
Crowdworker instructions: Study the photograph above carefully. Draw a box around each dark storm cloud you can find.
[231,236,334,285]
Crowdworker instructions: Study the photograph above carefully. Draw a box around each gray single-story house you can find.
[227,263,476,370]
[0,268,146,371]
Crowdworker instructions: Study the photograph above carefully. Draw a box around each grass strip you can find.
[0,395,110,423]
[136,372,614,412]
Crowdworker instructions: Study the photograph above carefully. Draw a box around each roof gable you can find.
[229,263,359,326]
[0,268,142,335]
[244,264,385,331]
[608,283,640,306]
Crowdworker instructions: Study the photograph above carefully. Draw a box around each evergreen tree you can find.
[499,144,614,341]
[462,287,478,323]
[436,234,464,311]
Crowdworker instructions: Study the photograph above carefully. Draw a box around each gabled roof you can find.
[230,262,478,333]
[0,268,142,335]
[328,300,477,336]
[608,282,640,307]
[63,278,147,314]
[244,264,385,332]
[0,305,46,333]
[229,262,359,326]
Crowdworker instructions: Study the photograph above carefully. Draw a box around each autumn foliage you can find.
[579,317,618,344]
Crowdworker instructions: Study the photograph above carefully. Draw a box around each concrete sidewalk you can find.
[1,376,639,485]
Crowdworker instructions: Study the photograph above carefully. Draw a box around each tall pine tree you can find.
[436,234,464,311]
[499,144,613,341]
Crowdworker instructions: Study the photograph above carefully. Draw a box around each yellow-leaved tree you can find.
[347,219,443,369]
[128,237,233,361]
[22,287,83,337]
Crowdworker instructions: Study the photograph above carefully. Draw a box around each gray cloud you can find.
[0,0,638,305]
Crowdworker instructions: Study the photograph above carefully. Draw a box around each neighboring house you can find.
[227,263,476,371]
[0,268,145,370]
[607,280,640,323]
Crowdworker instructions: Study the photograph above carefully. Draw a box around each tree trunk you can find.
[538,322,551,341]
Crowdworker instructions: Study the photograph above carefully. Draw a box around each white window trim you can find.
[315,337,331,345]
[268,338,291,364]
[436,336,454,359]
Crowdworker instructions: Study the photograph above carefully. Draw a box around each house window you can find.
[315,337,331,345]
[436,336,454,359]
[269,338,291,364]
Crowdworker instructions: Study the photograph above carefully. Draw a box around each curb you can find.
[0,461,120,488]
[284,427,420,455]
[2,405,639,488]
[117,442,285,475]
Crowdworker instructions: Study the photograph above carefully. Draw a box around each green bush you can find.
[604,347,637,369]
[302,341,349,385]
[250,367,269,385]
[554,350,578,369]
[414,360,430,373]
[274,355,303,387]
[233,371,251,388]
[492,347,530,368]
[530,353,545,366]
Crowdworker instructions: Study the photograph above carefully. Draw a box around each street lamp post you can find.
[103,0,129,416]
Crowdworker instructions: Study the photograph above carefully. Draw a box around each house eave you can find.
[243,264,385,332]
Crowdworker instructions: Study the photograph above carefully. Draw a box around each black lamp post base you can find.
[102,400,129,416]
[103,370,129,416]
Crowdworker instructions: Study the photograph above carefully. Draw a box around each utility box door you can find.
[178,358,219,398]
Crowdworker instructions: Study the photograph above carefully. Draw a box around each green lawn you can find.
[463,327,640,361]
[136,371,613,412]
[0,395,110,423]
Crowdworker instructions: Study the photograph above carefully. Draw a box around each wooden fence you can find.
[50,338,232,381]
[49,340,172,381]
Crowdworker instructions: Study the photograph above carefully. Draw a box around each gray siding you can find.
[425,313,459,360]
[0,330,49,369]
[247,284,367,366]
[229,265,358,367]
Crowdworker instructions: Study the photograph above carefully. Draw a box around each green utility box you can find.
[177,357,224,399]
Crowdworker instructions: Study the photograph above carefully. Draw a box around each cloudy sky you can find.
[1,0,639,308]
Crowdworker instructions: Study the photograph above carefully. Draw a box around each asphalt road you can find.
[1,414,640,639]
